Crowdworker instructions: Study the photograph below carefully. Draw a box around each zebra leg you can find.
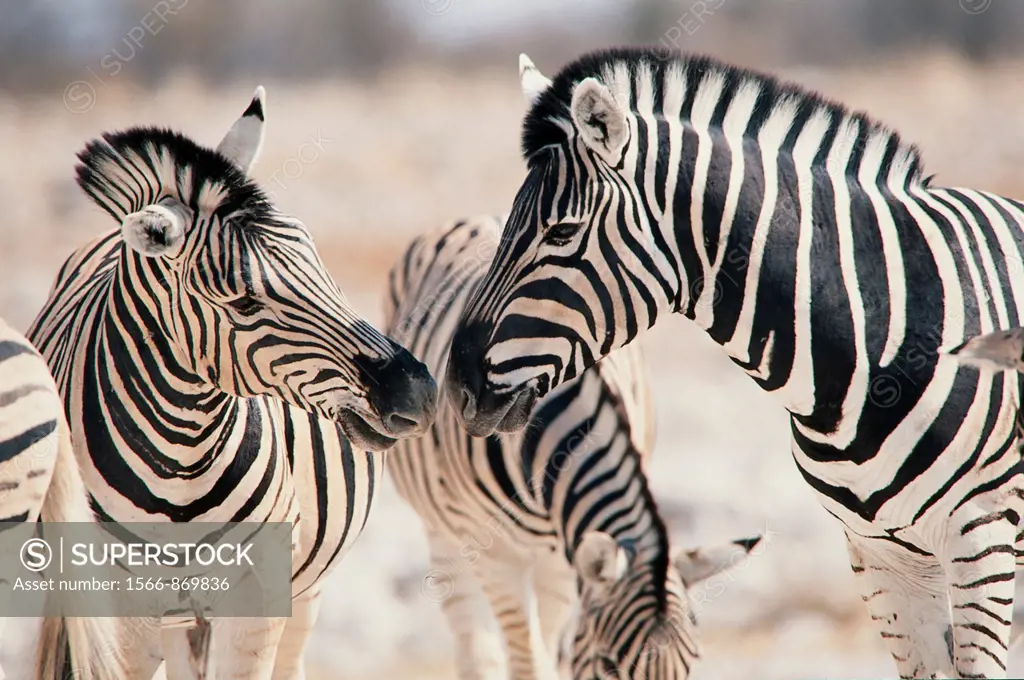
[428,534,505,680]
[162,617,212,680]
[844,531,953,678]
[207,617,287,680]
[944,502,1019,678]
[531,551,577,676]
[269,588,323,680]
[121,616,165,680]
[476,555,560,680]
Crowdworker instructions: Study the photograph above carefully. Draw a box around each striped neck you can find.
[98,250,243,463]
[660,111,943,441]
[526,370,671,581]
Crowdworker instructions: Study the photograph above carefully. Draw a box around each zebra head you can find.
[447,51,671,436]
[945,328,1024,373]
[572,531,762,678]
[74,87,437,451]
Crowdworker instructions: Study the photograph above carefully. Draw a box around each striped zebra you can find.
[385,214,761,680]
[0,317,125,680]
[444,48,1024,679]
[25,87,437,679]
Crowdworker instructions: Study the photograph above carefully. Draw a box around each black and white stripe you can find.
[0,317,125,680]
[446,48,1024,678]
[385,215,759,680]
[25,88,437,679]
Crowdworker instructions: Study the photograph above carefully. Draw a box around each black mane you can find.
[522,46,927,186]
[75,126,275,225]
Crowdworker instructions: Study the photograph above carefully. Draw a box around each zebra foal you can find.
[26,87,437,679]
[385,214,761,680]
[445,49,1024,678]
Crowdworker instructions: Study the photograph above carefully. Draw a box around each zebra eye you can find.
[225,295,264,315]
[543,221,582,246]
[596,656,622,679]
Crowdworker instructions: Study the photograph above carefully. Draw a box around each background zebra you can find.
[25,87,437,679]
[445,49,1024,679]
[0,316,124,680]
[385,214,761,679]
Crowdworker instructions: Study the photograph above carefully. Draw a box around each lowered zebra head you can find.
[447,50,676,436]
[571,531,761,678]
[945,328,1024,373]
[74,87,437,450]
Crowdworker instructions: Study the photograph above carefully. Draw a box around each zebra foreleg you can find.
[531,551,577,676]
[221,617,288,680]
[428,534,505,680]
[161,616,211,680]
[270,588,323,680]
[944,500,1019,679]
[476,554,560,680]
[194,616,286,680]
[121,616,164,680]
[844,531,953,679]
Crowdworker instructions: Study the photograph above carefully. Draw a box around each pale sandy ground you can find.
[4,54,1024,678]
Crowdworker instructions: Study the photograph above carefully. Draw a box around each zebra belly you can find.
[796,383,1023,549]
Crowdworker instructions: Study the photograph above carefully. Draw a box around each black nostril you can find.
[384,413,419,433]
[460,387,476,420]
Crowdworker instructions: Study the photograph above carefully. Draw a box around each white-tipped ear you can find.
[674,536,761,588]
[944,329,1024,373]
[216,85,266,174]
[121,198,192,258]
[574,532,629,586]
[570,77,629,165]
[519,53,551,105]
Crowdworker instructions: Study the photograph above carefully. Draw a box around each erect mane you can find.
[75,127,275,226]
[522,46,928,187]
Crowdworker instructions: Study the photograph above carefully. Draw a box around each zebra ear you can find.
[121,197,193,258]
[673,536,761,588]
[574,532,629,586]
[945,329,1024,373]
[570,77,629,165]
[519,53,551,105]
[216,86,266,174]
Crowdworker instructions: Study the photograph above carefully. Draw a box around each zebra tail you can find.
[34,424,126,680]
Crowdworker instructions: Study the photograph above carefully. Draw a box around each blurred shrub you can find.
[0,0,1022,92]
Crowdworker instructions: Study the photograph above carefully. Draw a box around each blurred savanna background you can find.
[3,1,1024,678]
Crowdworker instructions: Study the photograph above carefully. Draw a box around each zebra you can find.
[384,214,762,680]
[0,317,125,680]
[444,48,1024,679]
[25,86,437,679]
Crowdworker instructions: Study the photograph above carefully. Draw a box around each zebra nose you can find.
[364,346,438,436]
[445,321,489,420]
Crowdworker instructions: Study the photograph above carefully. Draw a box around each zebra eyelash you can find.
[543,221,583,246]
[224,295,264,315]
